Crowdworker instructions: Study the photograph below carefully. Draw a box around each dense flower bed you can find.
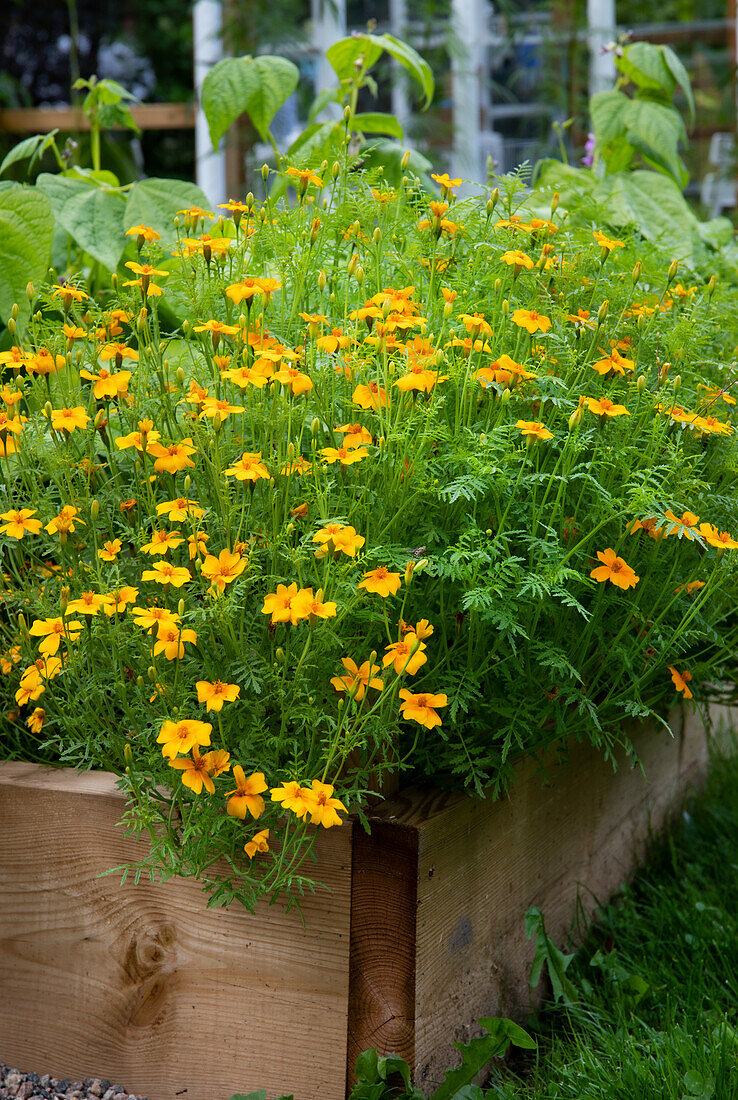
[0,162,736,907]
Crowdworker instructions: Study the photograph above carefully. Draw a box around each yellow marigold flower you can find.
[147,438,197,474]
[154,622,197,660]
[141,528,184,555]
[168,744,218,795]
[698,523,738,550]
[317,328,350,353]
[224,451,270,482]
[699,385,736,406]
[262,582,300,625]
[66,590,107,616]
[273,364,313,396]
[593,230,625,251]
[321,445,369,467]
[500,249,534,270]
[132,604,180,631]
[201,549,246,593]
[352,382,388,410]
[431,172,462,193]
[358,566,402,598]
[336,423,372,449]
[196,680,240,712]
[29,616,83,656]
[98,539,122,561]
[157,718,212,759]
[226,766,267,819]
[691,415,732,436]
[115,420,161,452]
[591,348,634,376]
[398,689,448,729]
[312,523,365,559]
[383,633,427,676]
[51,284,88,307]
[27,348,65,376]
[590,548,639,590]
[188,531,209,560]
[270,780,318,819]
[584,396,630,419]
[244,828,270,859]
[126,224,161,242]
[290,587,338,621]
[0,646,21,676]
[675,579,705,595]
[45,505,84,536]
[402,617,434,640]
[225,278,263,306]
[102,586,138,615]
[516,420,553,442]
[668,666,693,699]
[308,780,348,828]
[663,511,700,540]
[511,309,551,334]
[80,366,131,400]
[0,508,42,539]
[280,455,312,476]
[199,396,245,420]
[27,706,45,734]
[156,497,204,522]
[395,363,445,393]
[182,380,209,408]
[568,309,594,330]
[141,560,192,587]
[49,406,89,433]
[330,657,383,701]
[286,166,323,191]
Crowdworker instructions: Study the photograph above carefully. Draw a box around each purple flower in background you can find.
[582,132,596,168]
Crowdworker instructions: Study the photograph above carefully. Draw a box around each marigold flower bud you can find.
[597,299,609,324]
[332,160,340,179]
[60,587,69,614]
[404,561,415,585]
[673,374,681,391]
[275,647,285,664]
[369,650,377,665]
[35,311,43,323]
[636,374,646,393]
[637,313,645,329]
[148,666,157,682]
[444,301,453,318]
[124,743,133,767]
[501,388,511,404]
[177,598,185,617]
[551,191,559,214]
[356,265,364,286]
[667,258,679,283]
[347,254,358,277]
[502,299,509,317]
[568,407,583,430]
[494,278,501,293]
[311,417,321,437]
[111,273,118,291]
[373,227,381,244]
[17,613,26,634]
[136,675,145,691]
[486,198,495,217]
[632,261,642,285]
[707,275,717,298]
[176,366,185,385]
[90,499,100,520]
[490,187,499,206]
[94,409,106,430]
[7,318,15,337]
[401,150,410,170]
[414,558,429,574]
[318,270,327,293]
[287,442,295,461]
[262,163,270,182]
[44,400,53,420]
[26,283,34,300]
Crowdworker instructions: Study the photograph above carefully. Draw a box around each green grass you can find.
[493,739,738,1100]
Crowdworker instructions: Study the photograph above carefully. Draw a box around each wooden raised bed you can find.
[0,703,731,1100]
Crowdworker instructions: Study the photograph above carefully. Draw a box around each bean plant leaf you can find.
[37,173,125,270]
[616,41,676,98]
[0,185,54,332]
[202,54,299,147]
[661,44,695,125]
[624,98,687,187]
[599,170,699,263]
[353,112,404,139]
[327,33,434,108]
[0,134,54,178]
[124,177,212,244]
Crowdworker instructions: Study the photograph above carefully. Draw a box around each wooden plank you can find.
[0,763,352,1100]
[0,103,195,133]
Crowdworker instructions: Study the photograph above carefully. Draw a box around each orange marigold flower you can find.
[132,604,180,631]
[101,586,138,615]
[147,438,197,474]
[141,561,192,587]
[308,779,348,828]
[668,666,693,699]
[500,249,534,271]
[593,230,625,251]
[270,780,318,819]
[289,587,337,621]
[512,309,551,334]
[157,718,212,759]
[398,689,448,729]
[317,328,350,353]
[663,511,700,540]
[29,616,82,655]
[201,549,246,593]
[141,528,184,555]
[196,680,240,712]
[115,420,161,452]
[516,420,553,441]
[156,497,205,522]
[590,548,639,590]
[224,451,270,481]
[336,423,372,449]
[80,366,132,400]
[244,828,270,858]
[125,224,161,243]
[352,382,388,410]
[286,166,323,191]
[383,633,427,676]
[312,523,365,559]
[321,445,369,466]
[273,364,313,396]
[154,622,197,660]
[168,744,218,795]
[45,505,84,536]
[262,582,300,624]
[698,523,738,550]
[358,566,402,597]
[431,172,462,194]
[584,396,630,419]
[27,706,45,734]
[199,396,245,420]
[591,347,634,376]
[49,406,89,433]
[66,590,107,616]
[226,766,267,819]
[330,657,383,701]
[98,539,122,561]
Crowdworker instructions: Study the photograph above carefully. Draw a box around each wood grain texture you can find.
[0,763,352,1100]
[358,704,730,1090]
[0,104,195,133]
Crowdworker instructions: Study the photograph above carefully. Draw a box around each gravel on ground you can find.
[0,1064,150,1100]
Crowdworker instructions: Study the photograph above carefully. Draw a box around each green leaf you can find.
[369,34,434,109]
[616,41,675,97]
[624,98,687,187]
[124,177,212,244]
[354,1048,379,1084]
[62,187,126,270]
[377,1054,412,1091]
[326,36,384,83]
[599,171,699,264]
[0,186,54,333]
[287,120,343,163]
[228,1092,267,1100]
[431,1029,508,1100]
[353,112,403,139]
[307,86,342,124]
[478,1016,537,1051]
[201,54,299,146]
[661,45,695,125]
[0,135,45,177]
[590,90,628,145]
[358,139,434,190]
[525,906,577,1004]
[62,166,121,187]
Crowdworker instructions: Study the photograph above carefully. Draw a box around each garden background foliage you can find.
[0,38,737,910]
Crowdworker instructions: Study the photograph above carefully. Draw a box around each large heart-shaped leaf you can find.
[124,177,213,243]
[0,186,54,332]
[661,44,695,125]
[37,173,125,270]
[353,112,403,139]
[202,54,299,147]
[624,98,687,187]
[327,33,434,109]
[616,41,675,97]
